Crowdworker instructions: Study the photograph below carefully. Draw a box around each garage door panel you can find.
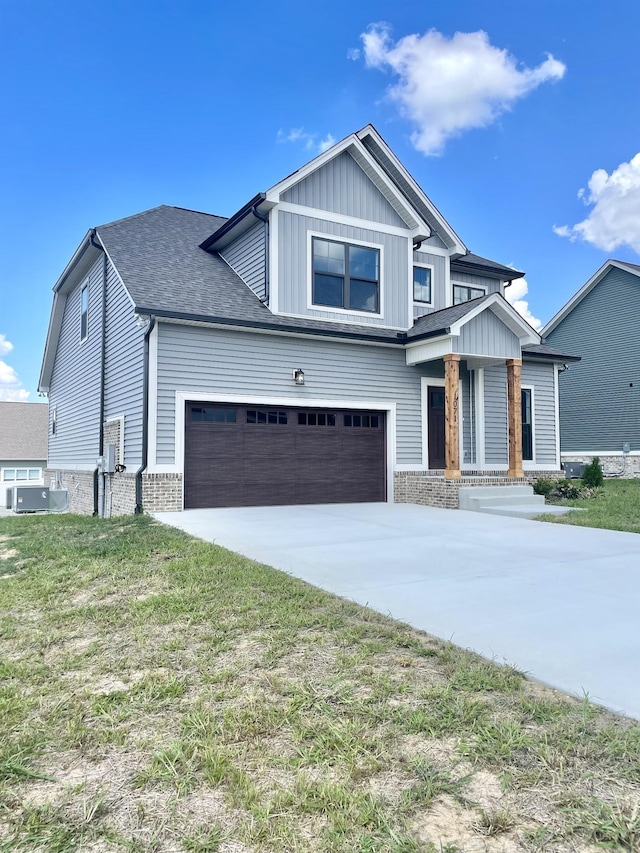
[185,403,385,508]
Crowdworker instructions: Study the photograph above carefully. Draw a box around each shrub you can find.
[583,457,604,489]
[555,479,583,500]
[533,478,557,498]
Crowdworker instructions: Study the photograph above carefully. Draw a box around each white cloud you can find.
[0,335,30,401]
[553,153,640,253]
[0,334,14,357]
[277,127,336,155]
[358,23,566,155]
[505,277,542,330]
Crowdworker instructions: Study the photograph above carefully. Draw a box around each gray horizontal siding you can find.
[545,267,640,451]
[522,360,557,466]
[452,271,502,295]
[413,250,446,316]
[456,310,521,359]
[278,210,410,327]
[484,365,508,465]
[282,151,409,227]
[104,262,144,466]
[220,220,266,301]
[48,256,104,467]
[155,323,444,466]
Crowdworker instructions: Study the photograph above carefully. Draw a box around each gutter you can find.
[90,229,107,517]
[135,315,157,514]
[200,193,267,250]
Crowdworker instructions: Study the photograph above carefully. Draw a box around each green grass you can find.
[539,477,640,533]
[0,513,639,851]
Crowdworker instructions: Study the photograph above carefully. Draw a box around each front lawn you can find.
[539,478,640,534]
[1,514,640,852]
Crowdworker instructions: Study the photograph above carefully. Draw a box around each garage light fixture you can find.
[292,368,305,385]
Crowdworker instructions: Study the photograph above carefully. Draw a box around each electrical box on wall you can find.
[622,443,631,454]
[104,444,116,473]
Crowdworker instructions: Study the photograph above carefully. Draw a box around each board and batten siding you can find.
[456,310,521,360]
[103,261,145,466]
[521,360,558,466]
[483,365,508,465]
[220,220,266,301]
[48,256,104,467]
[278,210,410,327]
[154,323,444,467]
[281,151,409,228]
[545,267,640,451]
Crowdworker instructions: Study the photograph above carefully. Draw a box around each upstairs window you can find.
[453,284,486,305]
[312,237,380,313]
[413,266,432,304]
[80,284,89,340]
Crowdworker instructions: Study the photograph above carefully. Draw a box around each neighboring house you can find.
[543,259,640,476]
[0,402,48,506]
[39,125,575,516]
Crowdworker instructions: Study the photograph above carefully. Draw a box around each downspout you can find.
[135,315,156,514]
[90,229,107,517]
[251,205,269,304]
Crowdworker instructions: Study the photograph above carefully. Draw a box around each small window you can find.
[453,284,486,305]
[191,406,237,423]
[28,469,42,480]
[51,405,57,436]
[413,266,432,304]
[2,469,16,482]
[522,389,533,461]
[344,414,380,428]
[246,410,287,425]
[298,412,336,426]
[312,237,380,313]
[80,284,89,340]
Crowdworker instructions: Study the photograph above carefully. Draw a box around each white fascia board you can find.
[266,135,432,236]
[406,335,453,365]
[450,293,540,346]
[356,125,467,256]
[542,260,640,337]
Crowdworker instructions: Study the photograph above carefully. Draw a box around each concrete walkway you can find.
[154,503,640,719]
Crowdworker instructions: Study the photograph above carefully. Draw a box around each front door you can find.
[427,386,446,469]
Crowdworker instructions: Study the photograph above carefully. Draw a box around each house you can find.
[542,259,640,476]
[0,402,48,506]
[39,125,574,516]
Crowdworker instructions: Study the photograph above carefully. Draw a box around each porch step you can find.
[458,485,570,519]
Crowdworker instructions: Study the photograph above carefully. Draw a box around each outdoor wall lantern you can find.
[292,368,305,385]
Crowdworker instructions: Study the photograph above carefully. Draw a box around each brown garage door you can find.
[184,402,386,508]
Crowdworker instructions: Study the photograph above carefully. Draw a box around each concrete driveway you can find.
[154,503,640,719]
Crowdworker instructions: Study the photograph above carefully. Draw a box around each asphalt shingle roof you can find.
[407,296,489,340]
[452,253,524,279]
[523,343,581,361]
[0,402,48,459]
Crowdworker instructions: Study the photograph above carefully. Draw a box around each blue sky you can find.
[2,0,640,400]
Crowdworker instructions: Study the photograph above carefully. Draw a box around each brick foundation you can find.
[142,473,183,512]
[393,469,564,509]
[45,468,96,515]
[561,454,640,479]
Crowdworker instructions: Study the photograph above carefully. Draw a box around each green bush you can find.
[556,479,583,500]
[583,457,604,489]
[533,478,557,498]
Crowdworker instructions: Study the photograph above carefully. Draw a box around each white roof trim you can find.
[542,260,640,337]
[266,131,432,235]
[356,125,467,256]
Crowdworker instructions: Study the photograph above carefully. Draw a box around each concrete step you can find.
[474,504,576,519]
[459,485,536,500]
[464,494,546,509]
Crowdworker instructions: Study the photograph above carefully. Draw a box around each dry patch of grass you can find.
[0,513,638,852]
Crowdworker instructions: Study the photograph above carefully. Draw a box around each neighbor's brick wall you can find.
[561,454,640,478]
[393,469,564,509]
[142,473,183,512]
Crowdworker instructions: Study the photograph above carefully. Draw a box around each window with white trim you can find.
[80,284,89,340]
[453,284,486,305]
[312,237,380,313]
[413,265,432,304]
[522,388,534,461]
[2,468,42,482]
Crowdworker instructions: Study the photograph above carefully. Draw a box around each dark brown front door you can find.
[184,403,386,508]
[427,386,445,469]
